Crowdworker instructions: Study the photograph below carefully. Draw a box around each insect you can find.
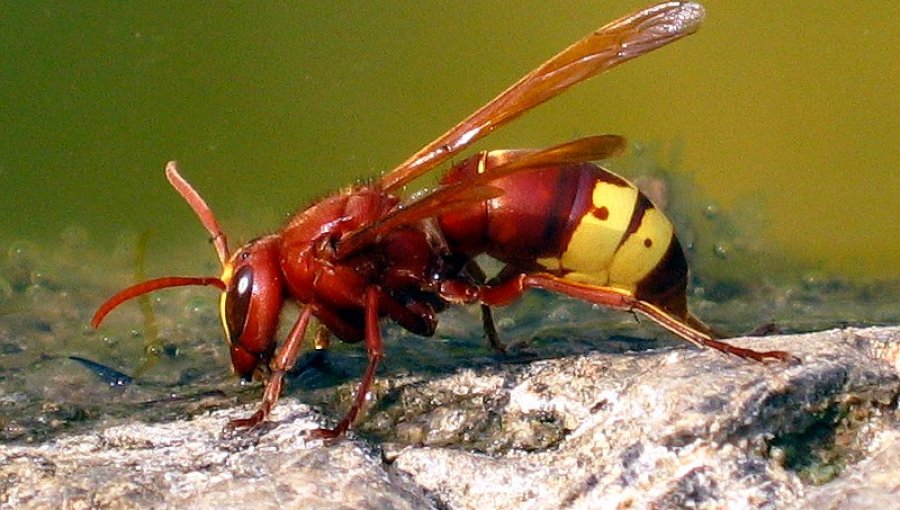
[92,2,792,438]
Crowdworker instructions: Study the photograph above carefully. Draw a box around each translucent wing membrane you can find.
[376,2,704,192]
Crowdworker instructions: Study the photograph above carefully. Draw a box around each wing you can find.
[376,2,704,192]
[338,135,625,258]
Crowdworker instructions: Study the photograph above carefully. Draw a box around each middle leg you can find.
[310,285,385,439]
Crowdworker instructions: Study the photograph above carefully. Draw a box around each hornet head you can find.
[92,162,284,380]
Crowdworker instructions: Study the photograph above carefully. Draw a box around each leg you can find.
[462,260,505,353]
[290,323,332,376]
[310,286,384,439]
[441,272,795,363]
[441,271,634,310]
[628,300,795,362]
[479,303,504,353]
[314,326,332,350]
[227,306,314,430]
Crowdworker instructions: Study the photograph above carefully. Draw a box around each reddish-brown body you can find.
[439,152,588,261]
[93,3,793,438]
[278,188,447,342]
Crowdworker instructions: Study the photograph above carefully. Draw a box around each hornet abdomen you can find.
[438,149,689,317]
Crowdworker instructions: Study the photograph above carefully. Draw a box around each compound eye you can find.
[223,265,253,344]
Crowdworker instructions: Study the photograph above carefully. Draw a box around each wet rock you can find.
[1,326,898,509]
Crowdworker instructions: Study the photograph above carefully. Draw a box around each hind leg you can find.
[440,271,796,363]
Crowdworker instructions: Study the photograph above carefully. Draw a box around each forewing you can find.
[376,2,704,192]
[338,135,625,258]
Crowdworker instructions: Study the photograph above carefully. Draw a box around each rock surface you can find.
[2,326,898,509]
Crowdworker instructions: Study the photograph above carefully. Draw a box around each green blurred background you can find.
[2,1,898,280]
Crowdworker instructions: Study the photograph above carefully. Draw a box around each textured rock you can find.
[385,326,899,509]
[0,405,432,509]
[1,326,898,509]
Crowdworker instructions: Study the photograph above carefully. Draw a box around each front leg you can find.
[227,306,314,430]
